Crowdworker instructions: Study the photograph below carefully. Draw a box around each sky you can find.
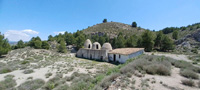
[0,0,200,41]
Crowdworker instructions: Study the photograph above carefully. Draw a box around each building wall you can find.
[76,48,109,61]
[108,49,144,63]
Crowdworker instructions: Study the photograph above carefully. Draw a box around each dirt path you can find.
[145,52,191,62]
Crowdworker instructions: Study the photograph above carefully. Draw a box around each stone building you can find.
[76,39,144,63]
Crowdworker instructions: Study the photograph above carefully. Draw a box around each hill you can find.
[82,22,146,38]
[161,23,200,53]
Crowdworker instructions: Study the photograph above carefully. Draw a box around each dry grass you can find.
[181,79,195,87]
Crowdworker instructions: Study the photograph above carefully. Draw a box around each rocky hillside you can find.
[82,22,146,38]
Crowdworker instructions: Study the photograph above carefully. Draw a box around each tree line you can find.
[0,27,175,56]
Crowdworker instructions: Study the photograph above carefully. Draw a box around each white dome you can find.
[101,43,112,50]
[84,39,92,49]
[92,42,101,50]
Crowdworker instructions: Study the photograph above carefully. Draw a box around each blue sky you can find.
[0,0,200,41]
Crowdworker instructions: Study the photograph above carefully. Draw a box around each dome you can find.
[101,43,112,50]
[92,42,101,50]
[84,39,92,49]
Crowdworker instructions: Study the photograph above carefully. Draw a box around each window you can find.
[119,55,121,58]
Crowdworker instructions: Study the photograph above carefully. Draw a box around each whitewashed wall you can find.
[108,50,144,63]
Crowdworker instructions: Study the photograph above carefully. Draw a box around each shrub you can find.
[23,69,34,74]
[180,69,199,79]
[181,79,195,87]
[53,84,69,90]
[21,60,29,64]
[0,67,12,74]
[100,73,120,88]
[144,63,171,75]
[0,76,16,90]
[18,79,45,90]
[45,72,53,78]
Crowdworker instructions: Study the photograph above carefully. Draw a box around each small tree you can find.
[103,19,107,23]
[48,35,54,41]
[58,40,66,53]
[154,31,164,48]
[34,40,42,49]
[17,40,25,48]
[0,33,11,56]
[42,41,50,49]
[141,30,155,52]
[161,35,174,51]
[116,35,125,48]
[172,30,178,40]
[126,35,137,47]
[132,22,137,27]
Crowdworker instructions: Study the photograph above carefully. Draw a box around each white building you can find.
[108,48,144,63]
[77,39,144,63]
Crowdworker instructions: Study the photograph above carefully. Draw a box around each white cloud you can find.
[22,29,39,34]
[4,29,39,41]
[54,31,65,35]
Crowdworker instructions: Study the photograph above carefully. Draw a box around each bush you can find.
[0,76,16,90]
[45,72,53,78]
[18,79,45,90]
[144,63,171,75]
[0,67,12,74]
[181,79,195,87]
[100,73,120,88]
[180,69,199,79]
[21,60,30,64]
[53,84,69,90]
[23,69,34,74]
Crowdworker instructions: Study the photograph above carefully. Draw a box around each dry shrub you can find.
[100,73,120,88]
[181,79,195,87]
[180,69,199,79]
[144,63,171,75]
[18,79,45,90]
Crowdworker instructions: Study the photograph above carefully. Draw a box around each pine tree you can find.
[141,30,155,52]
[34,40,42,49]
[98,36,106,45]
[116,35,125,48]
[126,35,138,47]
[161,35,174,51]
[58,40,67,53]
[154,31,164,49]
[42,41,50,49]
[0,33,11,56]
[48,35,54,41]
[172,30,178,40]
[76,34,86,50]
[103,19,107,23]
[132,22,137,27]
[17,40,25,48]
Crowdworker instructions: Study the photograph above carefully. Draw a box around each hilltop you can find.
[82,22,146,38]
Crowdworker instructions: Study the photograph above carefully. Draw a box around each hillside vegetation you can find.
[161,22,200,39]
[82,22,146,38]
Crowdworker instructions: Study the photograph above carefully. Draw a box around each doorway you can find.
[90,54,92,59]
[113,54,116,62]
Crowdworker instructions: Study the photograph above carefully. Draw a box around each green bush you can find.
[180,69,199,79]
[18,79,45,90]
[181,79,195,87]
[45,72,53,78]
[21,60,30,64]
[23,69,34,74]
[0,76,16,90]
[144,63,171,75]
[0,67,12,74]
